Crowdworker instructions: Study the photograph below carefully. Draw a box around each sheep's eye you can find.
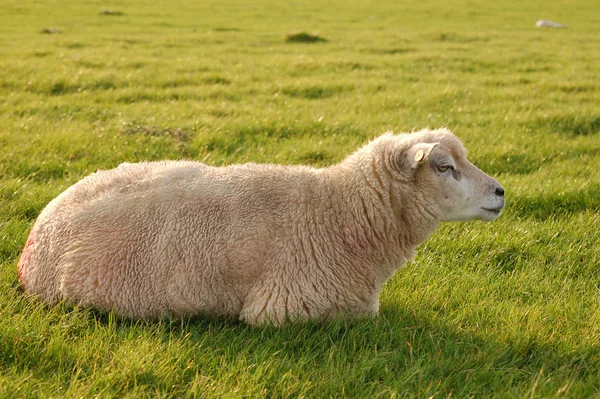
[438,165,453,173]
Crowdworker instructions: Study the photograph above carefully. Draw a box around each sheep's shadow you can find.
[8,277,597,396]
[78,304,598,396]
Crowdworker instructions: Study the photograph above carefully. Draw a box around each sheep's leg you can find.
[240,280,284,326]
[239,279,315,326]
[239,276,382,325]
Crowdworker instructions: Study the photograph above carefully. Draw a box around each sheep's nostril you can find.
[495,187,505,197]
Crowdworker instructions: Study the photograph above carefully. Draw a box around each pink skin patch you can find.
[17,224,39,291]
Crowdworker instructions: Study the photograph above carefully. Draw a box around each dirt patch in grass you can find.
[365,47,415,55]
[202,76,231,85]
[46,81,79,96]
[32,79,118,96]
[433,32,490,42]
[281,84,351,99]
[40,27,62,34]
[554,83,598,93]
[212,27,240,32]
[285,32,327,43]
[120,122,191,141]
[100,10,123,16]
[296,150,333,166]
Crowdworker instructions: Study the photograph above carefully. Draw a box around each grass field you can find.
[1,0,599,397]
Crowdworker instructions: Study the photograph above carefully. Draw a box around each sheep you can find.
[18,128,505,325]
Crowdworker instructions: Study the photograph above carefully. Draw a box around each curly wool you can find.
[19,129,468,325]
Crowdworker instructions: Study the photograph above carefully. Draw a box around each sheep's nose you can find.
[495,186,505,197]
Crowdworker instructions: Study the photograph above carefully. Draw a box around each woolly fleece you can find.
[18,128,504,325]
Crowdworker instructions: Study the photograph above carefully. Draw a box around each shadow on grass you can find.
[5,278,599,397]
[473,153,544,175]
[203,125,307,155]
[202,122,365,158]
[59,307,600,395]
[473,146,600,177]
[510,184,600,220]
[528,114,600,137]
[28,79,117,96]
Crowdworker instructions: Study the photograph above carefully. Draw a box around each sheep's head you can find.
[398,129,505,222]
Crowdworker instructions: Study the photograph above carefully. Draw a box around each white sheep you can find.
[18,128,505,325]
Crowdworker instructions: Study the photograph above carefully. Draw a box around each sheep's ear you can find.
[405,142,439,169]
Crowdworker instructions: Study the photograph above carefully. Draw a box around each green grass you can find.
[1,0,599,397]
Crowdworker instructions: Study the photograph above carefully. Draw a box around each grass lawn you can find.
[1,0,599,397]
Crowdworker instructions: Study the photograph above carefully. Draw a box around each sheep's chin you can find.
[439,207,503,222]
[478,208,503,222]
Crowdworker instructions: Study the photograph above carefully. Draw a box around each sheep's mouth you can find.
[482,207,502,214]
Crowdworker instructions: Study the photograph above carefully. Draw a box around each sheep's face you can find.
[409,142,505,222]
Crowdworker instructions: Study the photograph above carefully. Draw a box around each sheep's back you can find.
[19,162,194,304]
[19,160,323,318]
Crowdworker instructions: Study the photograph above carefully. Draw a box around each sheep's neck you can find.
[327,162,441,275]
